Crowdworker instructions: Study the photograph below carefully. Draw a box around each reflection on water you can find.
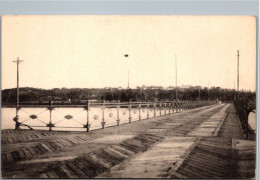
[1,107,171,131]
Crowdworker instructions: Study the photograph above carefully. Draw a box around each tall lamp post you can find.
[13,57,24,130]
[237,50,240,100]
[175,54,178,101]
[124,54,130,89]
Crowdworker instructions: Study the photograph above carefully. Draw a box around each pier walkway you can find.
[1,103,256,178]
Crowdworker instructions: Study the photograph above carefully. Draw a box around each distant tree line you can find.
[1,87,256,104]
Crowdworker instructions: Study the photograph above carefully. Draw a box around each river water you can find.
[1,107,171,131]
[248,111,256,131]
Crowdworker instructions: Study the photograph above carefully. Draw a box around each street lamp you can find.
[124,54,129,89]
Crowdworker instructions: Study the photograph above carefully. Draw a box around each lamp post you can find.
[13,57,24,130]
[175,54,178,101]
[237,50,240,100]
[124,54,129,89]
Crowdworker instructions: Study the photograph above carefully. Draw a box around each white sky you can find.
[1,15,256,91]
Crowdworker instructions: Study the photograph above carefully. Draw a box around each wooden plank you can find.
[71,159,92,177]
[60,165,78,178]
[32,146,42,154]
[26,147,37,156]
[87,153,112,169]
[1,154,7,163]
[177,166,206,179]
[186,158,227,177]
[4,153,13,162]
[53,167,69,178]
[7,138,14,143]
[37,145,48,153]
[106,147,129,159]
[187,155,228,172]
[65,161,87,177]
[110,145,135,156]
[21,148,33,158]
[46,171,60,178]
[11,151,21,161]
[40,143,52,152]
[38,173,48,178]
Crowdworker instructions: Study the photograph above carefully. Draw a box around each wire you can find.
[20,108,31,115]
[72,109,85,117]
[36,109,48,116]
[35,117,47,125]
[54,118,66,125]
[71,118,84,126]
[20,118,31,123]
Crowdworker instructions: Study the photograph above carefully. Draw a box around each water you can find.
[1,107,173,131]
[248,111,256,131]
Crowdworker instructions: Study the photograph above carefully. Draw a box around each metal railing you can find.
[13,100,217,132]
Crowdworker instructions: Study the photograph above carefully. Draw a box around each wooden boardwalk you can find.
[1,103,256,178]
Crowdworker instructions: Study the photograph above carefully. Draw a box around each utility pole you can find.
[13,57,24,130]
[175,54,178,101]
[237,50,240,99]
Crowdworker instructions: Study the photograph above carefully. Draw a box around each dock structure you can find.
[1,103,255,178]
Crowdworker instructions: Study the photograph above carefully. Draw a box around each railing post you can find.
[47,100,55,132]
[147,101,149,119]
[117,100,120,126]
[160,102,162,116]
[101,100,106,129]
[129,99,132,123]
[49,101,53,131]
[86,100,90,132]
[14,106,21,130]
[138,101,141,121]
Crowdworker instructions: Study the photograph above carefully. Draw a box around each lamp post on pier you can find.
[124,54,130,89]
[237,50,240,100]
[13,57,24,130]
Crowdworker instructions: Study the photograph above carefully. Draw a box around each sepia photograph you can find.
[1,15,256,178]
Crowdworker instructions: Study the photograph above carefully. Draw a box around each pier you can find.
[1,103,255,178]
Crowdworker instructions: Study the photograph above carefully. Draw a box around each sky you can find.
[1,15,256,91]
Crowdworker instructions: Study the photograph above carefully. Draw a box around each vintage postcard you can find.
[1,15,256,178]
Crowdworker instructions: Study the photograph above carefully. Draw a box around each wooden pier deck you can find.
[1,103,256,178]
